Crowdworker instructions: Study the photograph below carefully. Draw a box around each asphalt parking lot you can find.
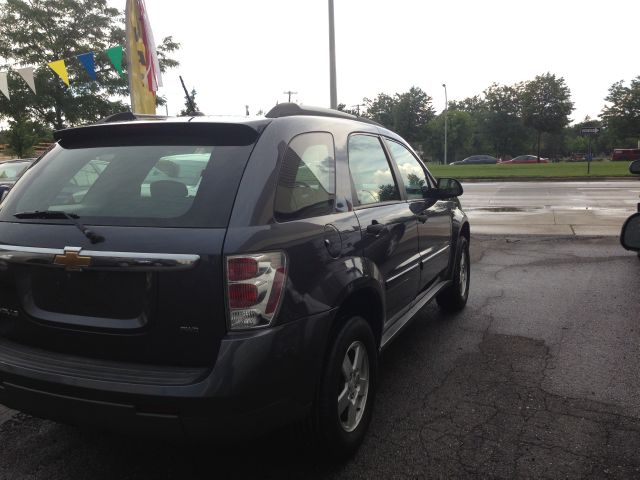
[1,234,638,479]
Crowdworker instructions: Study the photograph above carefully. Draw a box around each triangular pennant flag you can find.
[0,72,9,100]
[48,60,70,86]
[77,52,96,81]
[16,67,36,94]
[105,46,123,77]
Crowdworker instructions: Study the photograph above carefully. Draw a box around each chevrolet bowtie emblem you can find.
[53,247,91,271]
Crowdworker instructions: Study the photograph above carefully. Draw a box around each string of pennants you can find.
[0,45,124,100]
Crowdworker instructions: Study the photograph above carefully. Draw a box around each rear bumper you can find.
[0,309,335,439]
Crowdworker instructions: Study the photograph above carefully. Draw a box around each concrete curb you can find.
[458,176,638,183]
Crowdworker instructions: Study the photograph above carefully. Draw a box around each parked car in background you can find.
[612,148,640,161]
[0,158,35,197]
[450,155,497,165]
[500,155,549,164]
[0,104,470,458]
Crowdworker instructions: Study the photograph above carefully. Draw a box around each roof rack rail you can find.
[265,103,381,127]
[97,112,168,124]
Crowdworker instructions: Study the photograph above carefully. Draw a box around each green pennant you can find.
[105,45,124,77]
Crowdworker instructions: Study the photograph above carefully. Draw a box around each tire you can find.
[436,236,470,312]
[314,316,377,459]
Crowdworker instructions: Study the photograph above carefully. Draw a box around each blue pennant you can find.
[77,52,96,81]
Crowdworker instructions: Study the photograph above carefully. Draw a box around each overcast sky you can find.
[110,0,639,122]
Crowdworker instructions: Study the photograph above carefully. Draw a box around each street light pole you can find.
[328,0,337,109]
[442,83,448,165]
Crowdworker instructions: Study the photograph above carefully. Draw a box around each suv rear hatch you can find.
[0,120,264,368]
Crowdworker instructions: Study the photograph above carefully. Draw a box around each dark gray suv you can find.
[0,103,470,457]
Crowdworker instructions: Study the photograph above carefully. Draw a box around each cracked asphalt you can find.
[1,235,639,479]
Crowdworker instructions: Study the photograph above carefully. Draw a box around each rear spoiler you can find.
[96,112,169,124]
[53,122,262,148]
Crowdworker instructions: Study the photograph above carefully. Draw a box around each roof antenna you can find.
[179,76,201,116]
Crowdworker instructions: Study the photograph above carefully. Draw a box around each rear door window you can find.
[348,134,400,206]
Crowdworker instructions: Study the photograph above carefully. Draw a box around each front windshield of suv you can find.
[0,143,254,228]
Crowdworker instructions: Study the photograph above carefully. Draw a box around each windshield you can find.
[0,143,255,228]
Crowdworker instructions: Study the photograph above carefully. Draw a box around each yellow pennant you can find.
[48,59,70,86]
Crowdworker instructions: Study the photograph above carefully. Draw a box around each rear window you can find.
[0,140,256,228]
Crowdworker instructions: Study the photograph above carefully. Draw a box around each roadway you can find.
[461,180,640,236]
[0,236,638,479]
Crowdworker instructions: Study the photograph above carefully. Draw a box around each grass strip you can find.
[427,161,635,178]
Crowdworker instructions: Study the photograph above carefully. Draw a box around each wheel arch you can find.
[330,282,385,351]
[445,214,470,280]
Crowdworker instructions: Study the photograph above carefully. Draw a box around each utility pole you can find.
[352,104,364,116]
[442,83,448,165]
[328,0,337,109]
[283,90,298,103]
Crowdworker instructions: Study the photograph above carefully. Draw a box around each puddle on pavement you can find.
[467,207,542,212]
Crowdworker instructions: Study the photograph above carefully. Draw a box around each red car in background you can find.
[500,155,549,164]
[612,149,640,161]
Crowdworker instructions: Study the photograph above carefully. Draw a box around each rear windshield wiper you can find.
[13,210,105,244]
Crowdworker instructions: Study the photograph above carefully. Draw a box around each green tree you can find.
[482,82,531,158]
[425,110,474,163]
[601,76,640,144]
[179,88,199,116]
[363,93,395,127]
[336,103,360,116]
[393,87,435,144]
[448,95,486,113]
[406,173,424,188]
[6,118,38,158]
[362,87,434,144]
[0,0,180,130]
[521,73,574,162]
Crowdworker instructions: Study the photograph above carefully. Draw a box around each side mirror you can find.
[620,212,640,251]
[422,178,463,200]
[630,159,640,175]
[0,189,9,204]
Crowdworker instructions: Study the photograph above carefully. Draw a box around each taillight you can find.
[225,252,287,330]
[228,257,258,281]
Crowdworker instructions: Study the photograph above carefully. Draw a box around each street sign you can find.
[581,127,600,135]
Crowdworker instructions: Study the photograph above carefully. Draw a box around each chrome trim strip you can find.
[418,246,435,258]
[386,262,420,284]
[0,244,200,271]
[396,252,421,271]
[421,245,450,264]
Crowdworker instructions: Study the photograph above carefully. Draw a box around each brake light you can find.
[225,252,287,330]
[228,257,258,281]
[228,284,259,308]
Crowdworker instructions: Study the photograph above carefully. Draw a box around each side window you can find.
[348,135,400,206]
[274,132,336,221]
[385,139,428,200]
[63,159,110,203]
